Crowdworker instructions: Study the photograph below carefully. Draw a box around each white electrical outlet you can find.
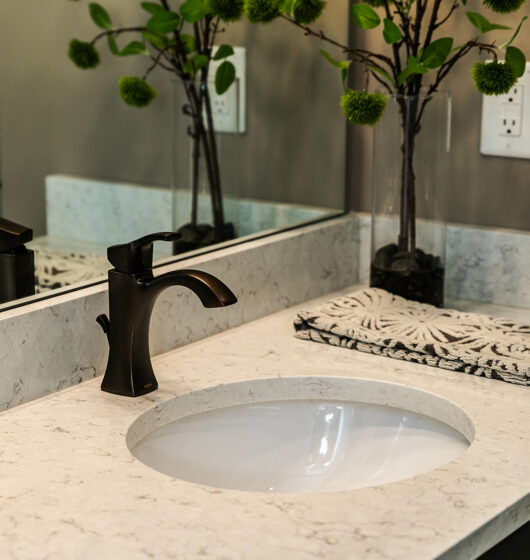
[207,46,246,134]
[480,62,530,159]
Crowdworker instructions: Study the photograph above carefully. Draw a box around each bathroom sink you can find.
[127,377,473,493]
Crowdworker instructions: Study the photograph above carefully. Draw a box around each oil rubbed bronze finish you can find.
[97,232,237,397]
[0,217,35,304]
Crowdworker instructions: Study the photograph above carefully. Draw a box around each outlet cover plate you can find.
[208,46,246,134]
[480,62,530,159]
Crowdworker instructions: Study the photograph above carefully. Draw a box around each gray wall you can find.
[0,1,348,235]
[348,0,530,232]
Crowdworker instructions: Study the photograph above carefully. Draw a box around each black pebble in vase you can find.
[370,243,445,307]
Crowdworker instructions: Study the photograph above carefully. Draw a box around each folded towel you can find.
[294,288,530,386]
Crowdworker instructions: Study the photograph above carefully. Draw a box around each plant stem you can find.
[91,27,146,44]
[201,82,225,228]
[199,16,226,232]
[279,14,395,78]
[396,94,420,255]
[190,124,200,226]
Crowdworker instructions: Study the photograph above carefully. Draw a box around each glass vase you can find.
[370,91,451,307]
[170,78,240,255]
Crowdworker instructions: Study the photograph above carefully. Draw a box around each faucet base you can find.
[101,378,158,398]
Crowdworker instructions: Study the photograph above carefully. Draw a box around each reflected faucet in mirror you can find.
[0,217,35,304]
[97,232,237,397]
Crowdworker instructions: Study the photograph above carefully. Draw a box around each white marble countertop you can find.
[0,287,529,559]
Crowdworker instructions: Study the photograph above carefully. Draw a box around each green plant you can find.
[244,0,528,302]
[69,0,246,250]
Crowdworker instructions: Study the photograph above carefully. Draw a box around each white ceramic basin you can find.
[128,377,473,493]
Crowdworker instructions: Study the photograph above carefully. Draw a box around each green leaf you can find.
[215,60,236,95]
[180,0,208,23]
[422,37,453,69]
[505,46,526,78]
[383,18,401,45]
[280,0,297,17]
[140,1,164,14]
[466,11,510,35]
[501,16,528,49]
[146,11,181,34]
[141,30,169,48]
[341,67,348,90]
[352,4,381,30]
[184,53,209,75]
[179,34,196,53]
[319,49,351,69]
[89,3,113,30]
[407,54,428,74]
[214,44,235,61]
[397,69,411,85]
[119,40,149,56]
[107,33,120,55]
[368,65,395,88]
[398,55,428,85]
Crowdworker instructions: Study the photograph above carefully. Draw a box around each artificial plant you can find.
[244,0,528,304]
[69,0,245,252]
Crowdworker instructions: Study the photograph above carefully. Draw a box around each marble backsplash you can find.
[0,213,528,413]
[0,217,358,412]
[45,174,335,245]
[357,214,530,309]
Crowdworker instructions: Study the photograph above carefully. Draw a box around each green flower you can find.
[293,0,326,24]
[207,0,245,21]
[68,39,100,69]
[483,0,526,13]
[119,76,158,107]
[471,61,517,95]
[340,90,387,126]
[244,0,280,23]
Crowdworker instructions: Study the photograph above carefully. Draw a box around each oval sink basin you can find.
[127,377,473,493]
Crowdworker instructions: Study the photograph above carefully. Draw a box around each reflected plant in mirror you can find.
[0,0,346,309]
[68,0,244,253]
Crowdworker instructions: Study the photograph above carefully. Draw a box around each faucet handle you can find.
[107,232,180,274]
[0,217,33,252]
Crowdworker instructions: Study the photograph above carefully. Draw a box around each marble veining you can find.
[45,174,334,244]
[445,225,530,308]
[0,213,528,415]
[0,217,357,412]
[126,376,475,450]
[357,214,530,308]
[0,289,528,559]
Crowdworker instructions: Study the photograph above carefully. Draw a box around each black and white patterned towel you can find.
[294,288,530,386]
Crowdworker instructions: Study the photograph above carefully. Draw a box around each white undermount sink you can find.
[127,377,473,493]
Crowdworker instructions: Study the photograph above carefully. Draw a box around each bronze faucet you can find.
[0,217,35,304]
[97,232,237,397]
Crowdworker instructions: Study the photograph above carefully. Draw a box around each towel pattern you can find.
[33,246,108,292]
[294,288,530,386]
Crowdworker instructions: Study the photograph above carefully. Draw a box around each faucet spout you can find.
[140,269,237,308]
[99,267,237,397]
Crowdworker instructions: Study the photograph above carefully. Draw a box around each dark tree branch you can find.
[423,0,444,52]
[91,27,146,44]
[393,1,413,59]
[434,2,459,30]
[279,14,395,78]
[144,47,168,78]
[428,40,497,95]
[370,70,394,94]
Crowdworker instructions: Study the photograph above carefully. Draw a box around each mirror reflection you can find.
[0,1,348,308]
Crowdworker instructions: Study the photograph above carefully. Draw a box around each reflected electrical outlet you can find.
[208,46,246,134]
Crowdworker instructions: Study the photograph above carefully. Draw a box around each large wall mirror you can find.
[0,1,348,311]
